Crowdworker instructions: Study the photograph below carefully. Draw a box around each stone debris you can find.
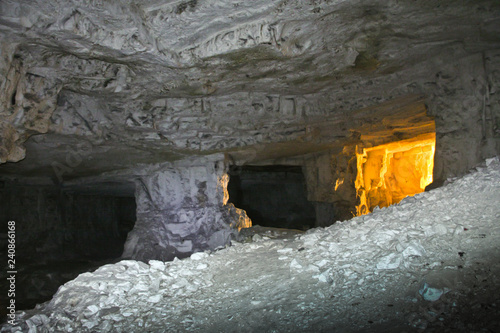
[419,283,447,302]
[1,157,500,332]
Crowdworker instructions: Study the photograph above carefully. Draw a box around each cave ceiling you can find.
[0,0,499,182]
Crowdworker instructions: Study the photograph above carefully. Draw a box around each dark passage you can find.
[228,165,316,230]
[0,181,136,318]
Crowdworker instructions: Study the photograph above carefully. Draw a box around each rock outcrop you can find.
[122,158,251,261]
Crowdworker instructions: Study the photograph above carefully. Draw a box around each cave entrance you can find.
[227,165,316,230]
[355,133,436,215]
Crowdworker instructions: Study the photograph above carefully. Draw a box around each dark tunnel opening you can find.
[227,165,316,230]
[0,182,136,316]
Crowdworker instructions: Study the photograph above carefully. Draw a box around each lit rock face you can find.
[354,134,436,215]
[122,158,251,261]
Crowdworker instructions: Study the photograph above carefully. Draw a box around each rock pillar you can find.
[122,160,250,262]
[304,148,358,226]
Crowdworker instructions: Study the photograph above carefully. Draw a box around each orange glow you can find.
[230,206,253,230]
[335,178,344,191]
[220,173,252,230]
[355,133,435,216]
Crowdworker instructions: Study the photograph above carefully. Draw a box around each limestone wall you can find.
[122,160,251,262]
[0,44,61,164]
[0,182,135,262]
[421,52,500,182]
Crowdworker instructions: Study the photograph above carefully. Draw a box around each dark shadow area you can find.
[228,165,316,230]
[0,181,136,321]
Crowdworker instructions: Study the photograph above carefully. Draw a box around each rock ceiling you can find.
[0,0,499,182]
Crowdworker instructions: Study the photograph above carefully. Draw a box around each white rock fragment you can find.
[486,157,497,166]
[82,319,98,329]
[84,305,100,317]
[28,314,49,326]
[252,234,263,242]
[129,281,149,293]
[149,260,166,271]
[248,243,263,250]
[172,277,190,289]
[196,263,208,270]
[147,295,162,303]
[453,225,464,236]
[402,242,426,258]
[190,252,208,261]
[376,253,402,270]
[290,259,303,271]
[419,283,446,302]
[306,264,320,272]
[316,259,329,267]
[120,260,149,273]
[313,270,332,283]
[313,268,333,283]
[433,224,448,235]
[98,320,113,332]
[395,243,405,253]
[25,319,37,333]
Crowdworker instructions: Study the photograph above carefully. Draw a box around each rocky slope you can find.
[2,157,499,332]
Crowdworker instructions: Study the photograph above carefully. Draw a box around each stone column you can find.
[426,53,489,182]
[122,159,250,262]
[303,148,358,226]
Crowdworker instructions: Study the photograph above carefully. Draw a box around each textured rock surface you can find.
[0,47,62,163]
[122,158,251,261]
[0,0,499,181]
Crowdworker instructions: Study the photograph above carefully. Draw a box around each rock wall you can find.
[355,135,435,215]
[0,182,135,262]
[122,160,251,262]
[411,51,500,183]
[304,148,359,225]
[0,44,62,164]
[485,50,500,159]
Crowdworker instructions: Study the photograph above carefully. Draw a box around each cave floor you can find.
[2,158,500,333]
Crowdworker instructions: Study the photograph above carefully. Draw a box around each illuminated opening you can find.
[355,133,436,215]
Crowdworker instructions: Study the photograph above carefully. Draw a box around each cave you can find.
[1,0,500,331]
[228,165,316,230]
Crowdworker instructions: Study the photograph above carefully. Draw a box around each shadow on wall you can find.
[0,182,136,318]
[227,165,316,230]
